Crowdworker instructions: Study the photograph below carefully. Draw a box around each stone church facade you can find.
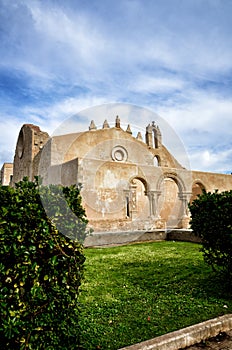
[3,116,232,233]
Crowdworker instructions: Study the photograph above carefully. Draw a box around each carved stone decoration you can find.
[126,124,132,134]
[89,120,97,130]
[111,146,128,162]
[136,132,143,141]
[130,183,137,211]
[115,115,120,128]
[103,119,110,129]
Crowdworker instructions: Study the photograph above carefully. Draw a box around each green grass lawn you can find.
[79,241,232,350]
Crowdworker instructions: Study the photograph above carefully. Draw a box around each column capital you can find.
[178,192,192,200]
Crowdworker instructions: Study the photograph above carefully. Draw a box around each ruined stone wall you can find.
[190,170,232,202]
[0,163,13,185]
[13,124,49,184]
[10,118,232,233]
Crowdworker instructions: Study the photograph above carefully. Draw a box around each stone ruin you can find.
[1,116,232,233]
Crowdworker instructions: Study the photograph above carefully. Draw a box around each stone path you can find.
[183,330,232,350]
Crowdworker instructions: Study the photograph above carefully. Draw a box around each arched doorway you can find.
[190,181,206,204]
[156,173,186,228]
[159,178,180,227]
[129,177,149,220]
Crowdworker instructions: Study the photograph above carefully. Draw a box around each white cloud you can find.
[0,116,23,164]
[152,89,232,173]
[3,0,232,86]
[27,1,107,64]
[0,96,111,164]
[0,0,232,174]
[128,75,185,94]
[190,148,232,173]
[156,92,232,140]
[22,96,110,135]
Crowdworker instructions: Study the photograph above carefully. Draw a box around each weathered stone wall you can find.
[9,118,232,233]
[13,124,49,184]
[191,170,232,194]
[0,163,13,185]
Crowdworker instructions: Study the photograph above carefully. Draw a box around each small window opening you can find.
[126,196,130,217]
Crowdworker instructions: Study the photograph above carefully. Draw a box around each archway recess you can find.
[129,177,149,220]
[158,177,181,228]
[156,172,189,229]
[190,181,206,204]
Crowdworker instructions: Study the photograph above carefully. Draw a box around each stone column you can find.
[147,190,162,218]
[153,190,162,218]
[146,191,154,218]
[124,183,138,220]
[178,192,192,228]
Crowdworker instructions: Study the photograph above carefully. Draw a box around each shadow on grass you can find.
[79,242,232,350]
[121,257,231,296]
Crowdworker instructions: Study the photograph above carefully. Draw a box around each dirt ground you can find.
[182,330,232,350]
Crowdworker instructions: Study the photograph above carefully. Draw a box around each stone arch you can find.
[17,128,25,159]
[190,180,206,204]
[156,172,186,228]
[130,175,149,193]
[127,176,149,219]
[156,172,186,193]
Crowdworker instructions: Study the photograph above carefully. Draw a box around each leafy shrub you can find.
[0,177,88,349]
[189,190,232,281]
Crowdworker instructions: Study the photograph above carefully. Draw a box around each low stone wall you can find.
[119,314,232,350]
[84,229,167,247]
[84,229,200,247]
[167,229,202,243]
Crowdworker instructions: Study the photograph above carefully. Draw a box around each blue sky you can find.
[0,0,232,173]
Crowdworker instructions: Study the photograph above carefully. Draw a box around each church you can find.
[3,115,232,236]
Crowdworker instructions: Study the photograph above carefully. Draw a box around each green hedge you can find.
[0,177,88,349]
[189,189,232,282]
